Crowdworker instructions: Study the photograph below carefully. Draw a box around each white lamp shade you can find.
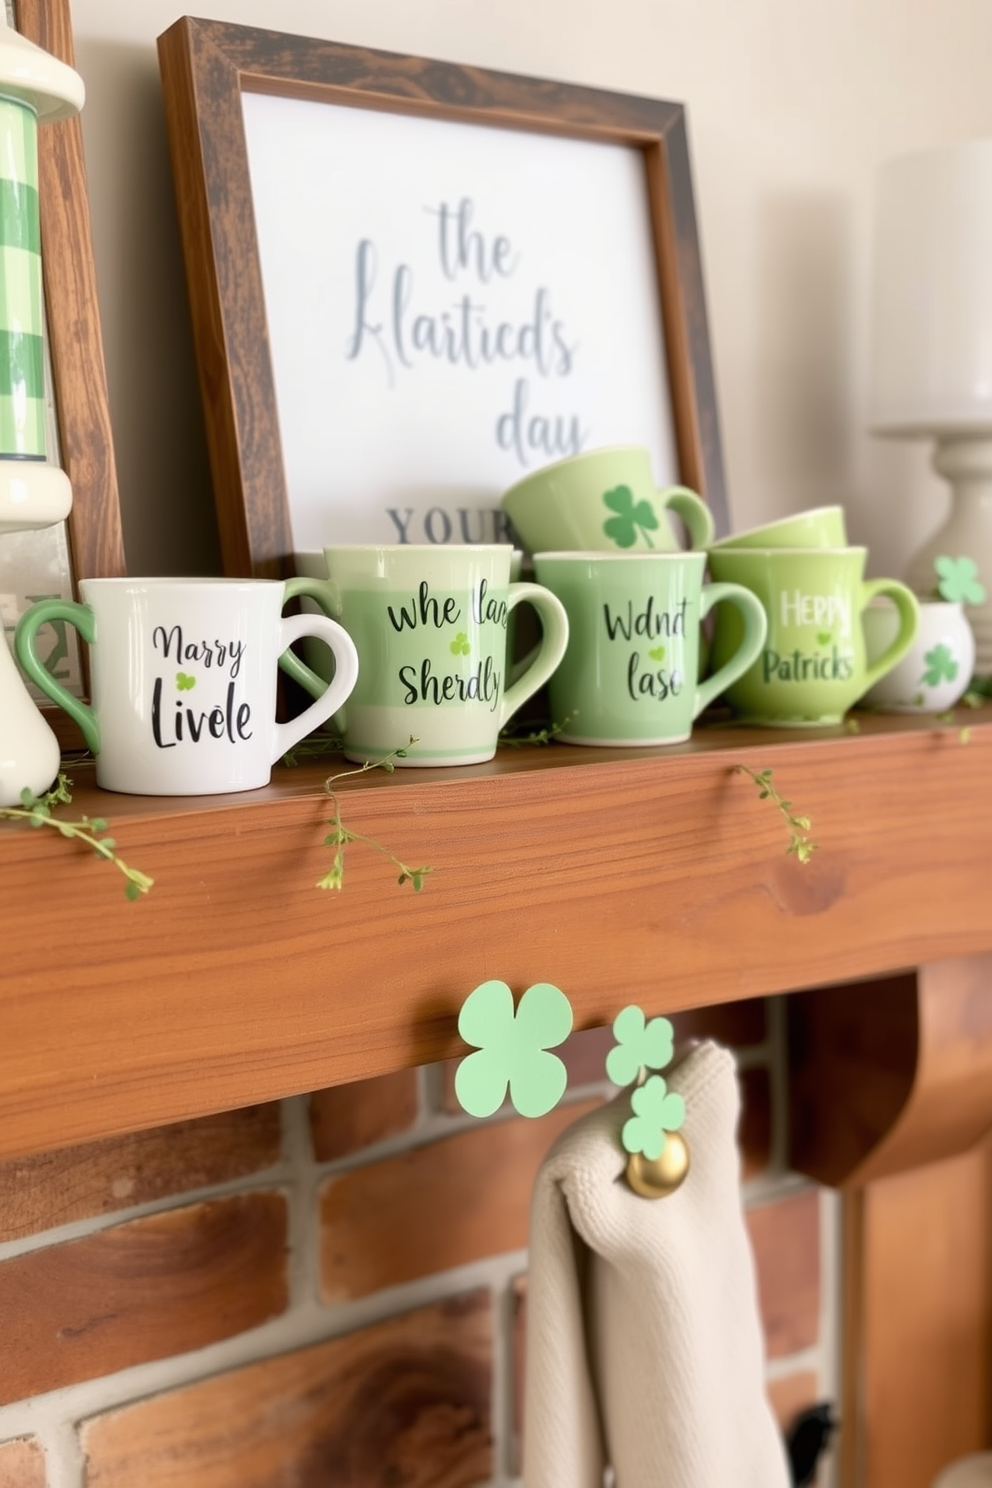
[870,139,992,434]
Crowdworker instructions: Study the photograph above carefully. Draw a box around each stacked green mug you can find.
[499,447,767,746]
[706,506,920,726]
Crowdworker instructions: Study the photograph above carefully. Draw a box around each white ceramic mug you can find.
[15,578,359,795]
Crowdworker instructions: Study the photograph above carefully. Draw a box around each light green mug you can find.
[707,546,919,725]
[283,545,568,766]
[708,505,847,551]
[532,551,767,746]
[501,446,714,556]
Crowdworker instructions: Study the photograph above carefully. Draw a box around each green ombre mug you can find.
[532,551,767,746]
[283,545,568,766]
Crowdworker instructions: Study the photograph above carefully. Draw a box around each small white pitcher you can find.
[863,599,975,712]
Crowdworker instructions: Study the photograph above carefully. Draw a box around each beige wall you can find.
[68,0,992,576]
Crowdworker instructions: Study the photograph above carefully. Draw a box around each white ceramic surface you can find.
[862,598,975,712]
[16,578,359,795]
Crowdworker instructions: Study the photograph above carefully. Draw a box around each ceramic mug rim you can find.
[502,443,655,494]
[322,543,514,555]
[708,505,846,548]
[708,544,867,559]
[533,549,707,564]
[78,576,288,589]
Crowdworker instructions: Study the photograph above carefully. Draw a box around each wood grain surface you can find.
[1,714,991,1159]
[13,0,126,584]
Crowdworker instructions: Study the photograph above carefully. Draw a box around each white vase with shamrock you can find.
[862,556,982,713]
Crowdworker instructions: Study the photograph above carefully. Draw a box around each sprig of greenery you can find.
[735,765,818,865]
[281,734,345,767]
[498,713,576,748]
[318,739,432,893]
[0,773,153,899]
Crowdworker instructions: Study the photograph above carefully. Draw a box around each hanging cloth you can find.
[524,1040,792,1488]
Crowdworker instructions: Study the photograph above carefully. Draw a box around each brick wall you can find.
[0,997,838,1486]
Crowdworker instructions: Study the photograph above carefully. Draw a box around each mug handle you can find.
[860,580,920,694]
[278,576,337,698]
[657,485,716,551]
[498,582,569,731]
[14,598,101,753]
[693,583,768,720]
[271,612,359,762]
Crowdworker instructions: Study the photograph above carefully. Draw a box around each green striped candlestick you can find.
[0,15,83,804]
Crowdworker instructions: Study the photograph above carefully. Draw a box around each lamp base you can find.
[904,436,992,678]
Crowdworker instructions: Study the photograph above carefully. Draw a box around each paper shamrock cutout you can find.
[454,979,573,1119]
[621,1074,686,1159]
[602,485,659,550]
[934,555,986,606]
[605,1005,675,1086]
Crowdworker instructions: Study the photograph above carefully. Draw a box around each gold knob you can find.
[625,1131,690,1198]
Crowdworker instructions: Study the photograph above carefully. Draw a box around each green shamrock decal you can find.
[934,555,986,605]
[621,1074,686,1159]
[602,485,659,550]
[921,643,959,687]
[454,979,573,1118]
[176,672,196,691]
[605,1005,675,1087]
[648,645,666,662]
[450,631,471,657]
[816,632,832,647]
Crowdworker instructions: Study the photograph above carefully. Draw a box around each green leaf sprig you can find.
[498,713,576,748]
[281,734,345,767]
[735,764,817,865]
[0,773,153,899]
[318,739,432,893]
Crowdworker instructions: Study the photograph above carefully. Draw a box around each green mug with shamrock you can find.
[501,446,714,557]
[282,545,569,766]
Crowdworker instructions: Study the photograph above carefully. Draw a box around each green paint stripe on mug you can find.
[0,98,39,189]
[0,389,46,457]
[0,329,45,396]
[0,180,40,254]
[0,244,44,336]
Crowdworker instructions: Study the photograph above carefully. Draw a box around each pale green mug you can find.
[283,545,568,766]
[707,546,919,725]
[501,446,714,556]
[708,505,847,551]
[532,551,767,746]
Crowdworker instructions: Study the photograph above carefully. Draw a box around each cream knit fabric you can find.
[523,1040,791,1488]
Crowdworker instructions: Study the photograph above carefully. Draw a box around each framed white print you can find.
[158,19,729,576]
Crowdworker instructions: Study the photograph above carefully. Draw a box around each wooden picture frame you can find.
[4,0,125,743]
[157,18,730,580]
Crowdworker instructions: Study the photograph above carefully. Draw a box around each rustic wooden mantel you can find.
[2,708,990,1159]
[3,709,992,1488]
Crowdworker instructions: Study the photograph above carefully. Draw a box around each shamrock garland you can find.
[622,1076,686,1162]
[606,1004,686,1159]
[455,979,573,1119]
